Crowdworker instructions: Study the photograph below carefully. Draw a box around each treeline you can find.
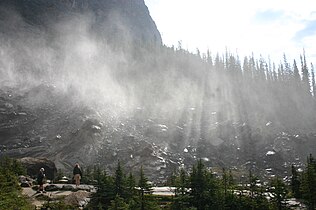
[169,159,279,210]
[169,154,316,210]
[83,155,316,210]
[90,154,316,210]
[170,48,316,130]
[122,45,316,155]
[168,155,315,210]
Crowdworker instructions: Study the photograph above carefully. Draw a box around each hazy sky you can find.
[145,0,316,64]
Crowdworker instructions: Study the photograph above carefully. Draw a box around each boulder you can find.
[19,157,57,180]
[18,175,33,183]
[45,184,62,191]
[76,185,94,192]
[62,184,75,191]
[64,190,91,207]
[20,181,31,187]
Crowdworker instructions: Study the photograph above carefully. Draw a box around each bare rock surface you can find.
[22,184,95,208]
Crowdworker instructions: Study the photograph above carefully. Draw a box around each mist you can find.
[0,6,206,123]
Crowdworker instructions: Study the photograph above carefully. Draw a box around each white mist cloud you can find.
[0,9,139,120]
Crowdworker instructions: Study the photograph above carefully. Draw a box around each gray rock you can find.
[64,190,91,207]
[62,184,75,191]
[19,157,57,180]
[0,0,162,46]
[21,181,31,188]
[76,185,95,192]
[45,184,62,191]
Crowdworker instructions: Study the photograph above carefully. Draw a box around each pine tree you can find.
[138,166,153,210]
[222,168,228,197]
[278,64,285,82]
[0,157,33,209]
[189,160,206,209]
[311,63,316,97]
[283,54,292,81]
[270,177,288,210]
[300,52,310,95]
[291,164,301,198]
[167,170,177,187]
[206,49,213,66]
[108,195,129,210]
[301,154,316,210]
[272,63,278,82]
[189,159,219,209]
[89,167,115,209]
[172,168,191,210]
[293,59,301,85]
[178,168,188,195]
[55,169,64,182]
[114,161,126,198]
[228,170,235,188]
[248,170,258,199]
[126,172,136,200]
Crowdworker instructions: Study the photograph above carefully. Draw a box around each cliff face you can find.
[0,0,162,45]
[0,0,165,180]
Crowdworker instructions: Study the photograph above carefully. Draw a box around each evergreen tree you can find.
[167,169,177,187]
[222,168,228,197]
[270,177,288,210]
[206,49,213,66]
[126,172,137,200]
[189,159,219,210]
[248,170,258,199]
[138,166,153,210]
[189,160,206,209]
[55,168,64,182]
[172,168,191,210]
[293,59,300,85]
[243,56,251,79]
[108,195,129,210]
[300,52,310,95]
[228,170,235,188]
[283,54,292,81]
[311,63,316,97]
[278,64,285,82]
[221,168,235,208]
[272,63,278,82]
[114,161,126,198]
[82,166,94,184]
[88,167,115,209]
[291,164,301,199]
[301,154,316,210]
[0,157,33,209]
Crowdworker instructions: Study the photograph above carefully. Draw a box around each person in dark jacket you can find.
[37,168,45,193]
[73,163,82,186]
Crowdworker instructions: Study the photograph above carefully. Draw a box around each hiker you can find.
[73,163,82,186]
[37,168,45,193]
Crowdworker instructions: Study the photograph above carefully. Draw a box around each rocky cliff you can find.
[0,0,161,46]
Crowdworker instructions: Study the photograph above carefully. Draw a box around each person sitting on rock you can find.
[73,163,82,186]
[37,168,45,193]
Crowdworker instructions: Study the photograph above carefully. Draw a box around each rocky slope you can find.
[1,84,315,183]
